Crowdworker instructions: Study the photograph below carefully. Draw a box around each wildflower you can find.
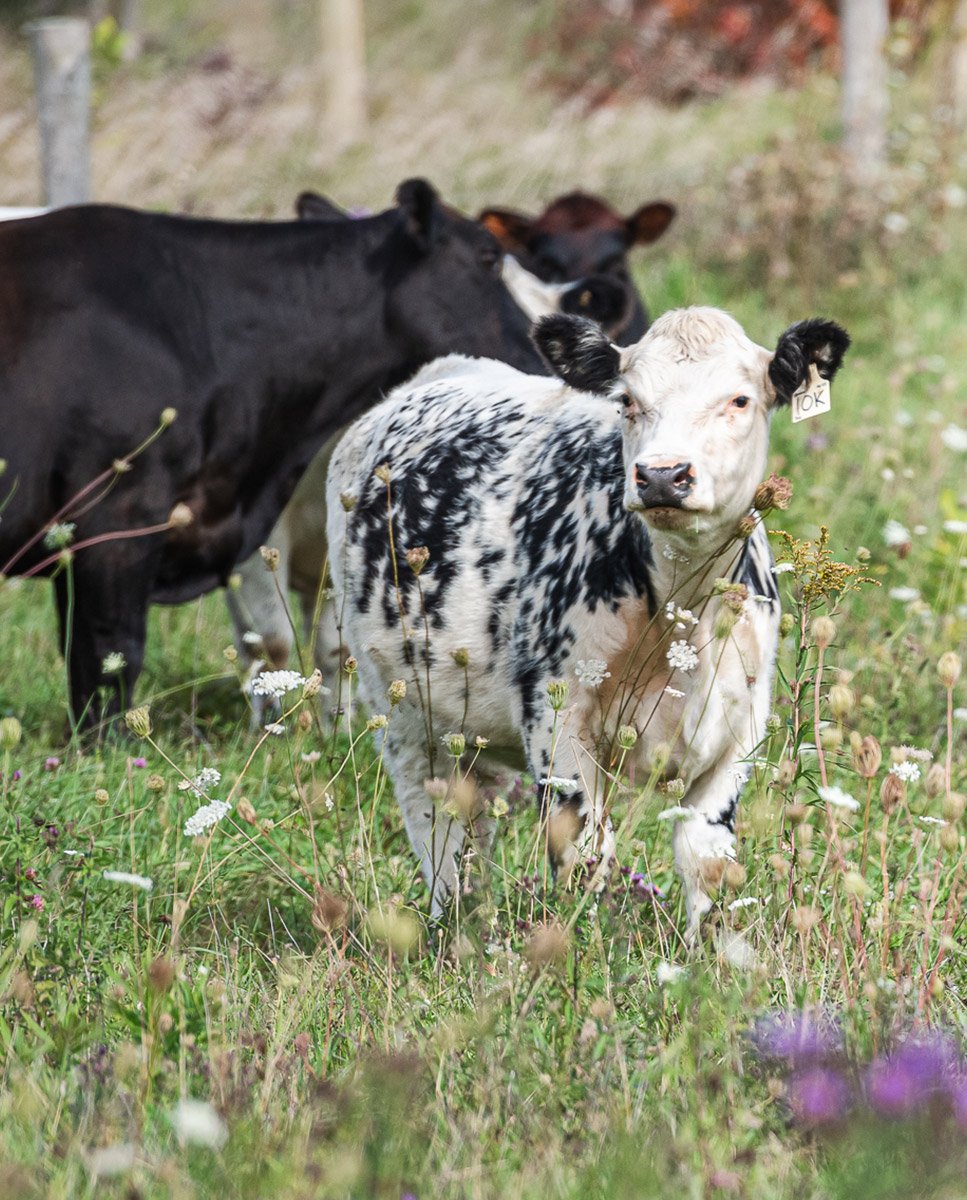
[250,670,306,698]
[169,1099,228,1149]
[546,679,569,710]
[810,616,836,649]
[443,731,465,757]
[491,795,509,818]
[405,546,430,575]
[124,706,152,737]
[944,519,967,535]
[883,519,911,548]
[539,776,578,793]
[895,745,933,762]
[388,679,407,705]
[852,735,882,778]
[938,651,962,689]
[451,647,469,667]
[772,562,794,575]
[880,771,905,813]
[94,788,109,804]
[178,767,221,796]
[101,652,126,674]
[661,544,689,563]
[301,751,321,764]
[242,631,263,647]
[664,601,700,628]
[43,521,76,550]
[918,816,947,827]
[103,870,154,891]
[44,756,60,771]
[940,424,967,452]
[30,894,44,910]
[888,586,920,602]
[373,462,391,484]
[663,686,685,698]
[753,473,793,512]
[666,640,699,673]
[728,896,759,911]
[259,544,280,571]
[889,761,921,783]
[159,406,177,427]
[718,930,756,970]
[657,805,696,821]
[474,735,489,749]
[132,757,147,769]
[789,1067,851,1126]
[339,491,356,511]
[656,961,684,984]
[616,725,638,750]
[818,785,860,812]
[264,723,284,736]
[146,773,165,792]
[183,799,231,838]
[302,668,326,698]
[574,659,610,687]
[0,716,22,750]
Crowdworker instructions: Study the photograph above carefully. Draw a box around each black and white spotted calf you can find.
[327,307,849,935]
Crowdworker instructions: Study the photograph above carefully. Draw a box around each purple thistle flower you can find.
[30,894,44,911]
[132,757,147,769]
[788,1067,851,1126]
[752,1010,844,1065]
[866,1034,964,1117]
[948,1077,967,1130]
[44,756,60,771]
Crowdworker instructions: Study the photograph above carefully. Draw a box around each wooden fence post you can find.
[840,0,889,186]
[318,0,367,148]
[25,18,92,206]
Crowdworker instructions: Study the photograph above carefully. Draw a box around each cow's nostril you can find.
[671,462,692,489]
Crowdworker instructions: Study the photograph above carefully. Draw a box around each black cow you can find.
[478,191,675,344]
[0,179,543,728]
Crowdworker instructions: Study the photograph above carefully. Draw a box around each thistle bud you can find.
[373,463,392,485]
[259,545,280,571]
[724,861,746,889]
[146,773,165,793]
[405,546,429,575]
[159,407,177,427]
[852,735,881,778]
[940,824,960,853]
[779,613,795,637]
[810,616,836,649]
[924,762,946,799]
[937,651,961,690]
[388,679,407,706]
[735,514,757,539]
[765,713,782,735]
[443,731,466,758]
[753,472,793,512]
[785,803,808,824]
[0,716,22,751]
[367,714,388,731]
[546,679,569,711]
[124,706,152,738]
[223,646,238,662]
[880,770,905,814]
[616,725,638,751]
[147,956,175,994]
[828,683,854,721]
[237,798,258,825]
[302,668,324,698]
[343,657,357,676]
[776,757,797,788]
[942,791,965,822]
[339,492,357,512]
[94,787,109,806]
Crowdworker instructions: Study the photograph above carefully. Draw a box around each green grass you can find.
[1,8,967,1196]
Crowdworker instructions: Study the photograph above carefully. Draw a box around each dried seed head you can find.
[449,776,482,824]
[753,472,793,512]
[524,920,570,968]
[339,491,357,512]
[424,778,449,800]
[616,725,638,750]
[302,668,324,698]
[367,714,388,731]
[366,904,419,955]
[124,706,152,738]
[147,956,176,994]
[785,803,808,824]
[343,656,357,676]
[791,904,820,933]
[880,770,905,814]
[769,853,791,878]
[450,647,469,668]
[259,545,280,571]
[297,709,312,731]
[723,861,746,890]
[223,646,238,662]
[94,788,109,806]
[721,582,749,614]
[924,762,947,799]
[312,885,348,934]
[387,679,407,706]
[810,616,836,650]
[649,741,672,774]
[698,856,727,892]
[735,513,757,539]
[820,726,842,751]
[373,462,391,485]
[852,734,882,779]
[405,546,430,575]
[146,773,165,793]
[843,871,870,897]
[776,757,797,788]
[828,683,854,721]
[940,824,960,853]
[942,791,965,822]
[0,716,22,750]
[237,798,258,825]
[937,651,962,690]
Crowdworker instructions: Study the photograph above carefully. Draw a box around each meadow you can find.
[0,3,965,1197]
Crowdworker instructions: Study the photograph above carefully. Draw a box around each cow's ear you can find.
[626,201,676,245]
[295,190,347,221]
[532,314,621,394]
[478,207,533,253]
[396,178,444,250]
[768,318,851,406]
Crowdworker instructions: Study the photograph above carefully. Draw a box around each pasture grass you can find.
[2,9,967,1195]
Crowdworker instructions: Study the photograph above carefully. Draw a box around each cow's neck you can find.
[643,521,747,615]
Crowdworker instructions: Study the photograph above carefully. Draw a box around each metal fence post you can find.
[25,18,92,206]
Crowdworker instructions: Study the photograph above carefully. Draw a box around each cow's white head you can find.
[534,306,849,539]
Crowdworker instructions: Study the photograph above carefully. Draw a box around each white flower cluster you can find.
[574,659,611,688]
[102,869,153,891]
[818,785,860,812]
[666,640,699,673]
[661,544,689,563]
[539,776,579,793]
[43,521,76,550]
[895,746,933,762]
[101,651,126,674]
[889,586,920,603]
[264,722,285,736]
[771,562,795,575]
[663,685,685,698]
[184,799,231,838]
[943,519,967,535]
[883,519,911,548]
[250,670,306,698]
[889,761,921,783]
[656,805,698,822]
[940,424,967,452]
[178,767,221,796]
[664,601,699,630]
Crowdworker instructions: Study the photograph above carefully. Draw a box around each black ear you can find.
[396,178,443,251]
[625,201,676,245]
[532,314,621,394]
[768,318,851,406]
[478,206,534,254]
[295,190,347,221]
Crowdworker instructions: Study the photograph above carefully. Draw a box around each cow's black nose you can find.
[636,462,694,508]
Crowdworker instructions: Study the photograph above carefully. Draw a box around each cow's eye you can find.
[619,392,634,411]
[731,395,750,409]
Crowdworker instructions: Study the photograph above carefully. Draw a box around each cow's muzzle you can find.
[634,461,695,509]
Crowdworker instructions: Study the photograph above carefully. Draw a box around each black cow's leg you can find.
[54,551,152,735]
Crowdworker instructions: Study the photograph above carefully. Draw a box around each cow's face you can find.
[386,179,544,374]
[534,308,850,539]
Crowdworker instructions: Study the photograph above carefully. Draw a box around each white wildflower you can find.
[664,601,699,629]
[101,651,126,675]
[818,785,860,811]
[942,183,967,208]
[889,586,920,602]
[324,792,335,812]
[43,521,76,550]
[895,746,933,762]
[890,761,921,783]
[954,708,967,722]
[728,896,759,911]
[242,631,263,646]
[86,1142,137,1178]
[264,722,285,736]
[666,640,699,673]
[881,467,895,482]
[940,424,967,452]
[250,669,306,698]
[661,544,689,563]
[178,767,221,796]
[574,659,611,688]
[883,519,911,548]
[102,869,153,891]
[943,519,967,535]
[301,750,321,763]
[882,212,909,235]
[893,409,914,427]
[539,776,579,793]
[771,562,794,575]
[664,686,685,698]
[183,799,231,838]
[169,1099,228,1149]
[656,961,684,985]
[918,816,947,827]
[657,805,697,821]
[717,930,757,970]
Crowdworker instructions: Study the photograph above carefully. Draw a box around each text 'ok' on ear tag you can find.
[791,363,831,424]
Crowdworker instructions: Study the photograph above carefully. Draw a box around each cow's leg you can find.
[524,720,615,885]
[672,763,744,942]
[54,551,151,733]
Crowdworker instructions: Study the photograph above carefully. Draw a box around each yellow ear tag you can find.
[791,363,831,423]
